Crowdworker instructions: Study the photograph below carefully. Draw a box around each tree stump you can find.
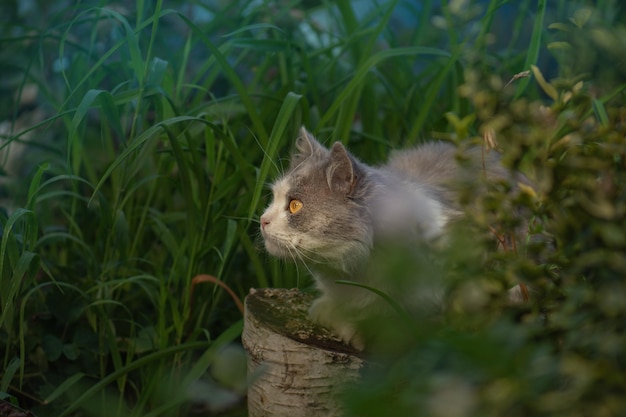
[242,288,364,417]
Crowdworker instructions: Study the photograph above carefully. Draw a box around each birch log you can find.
[242,288,364,417]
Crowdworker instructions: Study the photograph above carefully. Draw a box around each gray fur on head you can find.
[261,129,374,278]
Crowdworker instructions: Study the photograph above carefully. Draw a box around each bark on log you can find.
[242,288,364,417]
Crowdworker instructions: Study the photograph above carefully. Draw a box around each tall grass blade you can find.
[174,13,270,145]
[317,47,451,129]
[89,116,210,204]
[0,358,20,393]
[248,91,303,222]
[43,373,86,404]
[515,0,547,98]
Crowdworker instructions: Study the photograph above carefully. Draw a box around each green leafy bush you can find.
[343,62,626,417]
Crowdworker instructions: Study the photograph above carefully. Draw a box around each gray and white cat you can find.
[260,127,526,349]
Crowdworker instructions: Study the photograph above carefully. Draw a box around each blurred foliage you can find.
[0,0,624,416]
[343,20,626,417]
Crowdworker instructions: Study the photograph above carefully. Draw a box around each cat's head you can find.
[260,127,373,274]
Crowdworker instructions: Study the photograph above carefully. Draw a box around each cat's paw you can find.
[333,322,365,351]
[309,297,364,350]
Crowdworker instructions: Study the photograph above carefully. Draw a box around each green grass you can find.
[0,0,625,416]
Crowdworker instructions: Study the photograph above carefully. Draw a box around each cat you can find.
[260,127,529,350]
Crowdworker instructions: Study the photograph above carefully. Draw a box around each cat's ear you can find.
[327,142,358,195]
[295,127,327,158]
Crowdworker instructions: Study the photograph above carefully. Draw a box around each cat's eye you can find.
[288,199,303,214]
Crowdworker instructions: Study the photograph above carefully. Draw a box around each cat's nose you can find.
[260,216,270,231]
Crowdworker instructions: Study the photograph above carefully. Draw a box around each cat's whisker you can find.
[291,249,319,280]
[248,127,284,176]
[287,243,319,267]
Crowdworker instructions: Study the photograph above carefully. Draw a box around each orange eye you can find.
[288,199,303,214]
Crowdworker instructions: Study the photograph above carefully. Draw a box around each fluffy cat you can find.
[260,127,527,349]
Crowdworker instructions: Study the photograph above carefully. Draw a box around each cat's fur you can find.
[260,127,526,349]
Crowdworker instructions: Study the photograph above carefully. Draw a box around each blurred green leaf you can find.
[570,7,593,29]
[531,65,559,100]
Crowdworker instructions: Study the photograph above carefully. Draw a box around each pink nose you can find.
[260,216,270,231]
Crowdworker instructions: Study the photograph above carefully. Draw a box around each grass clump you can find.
[0,0,625,416]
